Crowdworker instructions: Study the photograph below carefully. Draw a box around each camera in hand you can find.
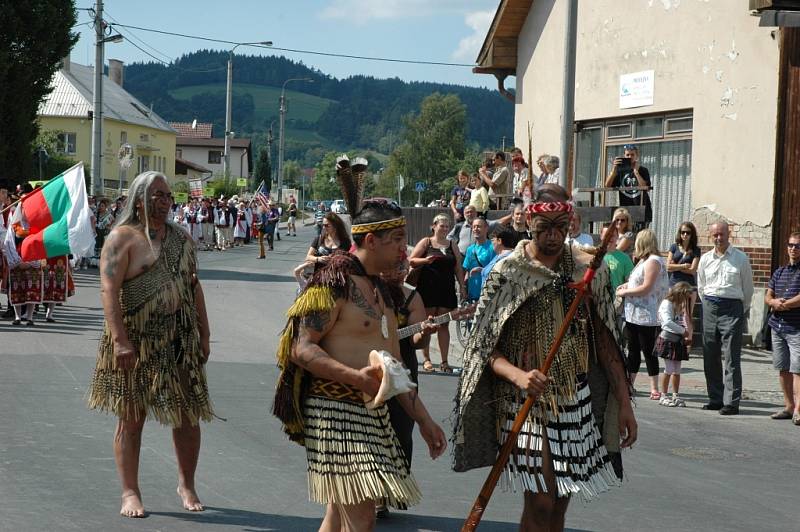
[618,156,633,174]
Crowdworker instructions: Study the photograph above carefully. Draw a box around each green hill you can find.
[168,83,335,125]
[124,50,514,165]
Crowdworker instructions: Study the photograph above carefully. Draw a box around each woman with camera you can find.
[408,214,466,372]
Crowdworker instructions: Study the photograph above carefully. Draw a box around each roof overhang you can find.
[474,0,534,76]
[750,0,800,26]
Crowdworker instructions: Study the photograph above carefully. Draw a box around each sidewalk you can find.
[436,334,783,403]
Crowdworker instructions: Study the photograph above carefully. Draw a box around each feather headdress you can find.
[335,154,368,217]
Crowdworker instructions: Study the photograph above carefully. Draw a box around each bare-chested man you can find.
[87,171,214,517]
[274,198,447,532]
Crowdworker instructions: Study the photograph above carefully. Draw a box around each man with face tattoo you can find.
[452,184,637,531]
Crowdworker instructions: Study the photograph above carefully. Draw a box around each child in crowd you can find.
[655,281,694,407]
[293,261,313,295]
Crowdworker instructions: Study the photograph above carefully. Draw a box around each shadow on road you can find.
[147,506,555,532]
[199,269,295,283]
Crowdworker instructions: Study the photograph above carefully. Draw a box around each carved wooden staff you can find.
[461,226,616,532]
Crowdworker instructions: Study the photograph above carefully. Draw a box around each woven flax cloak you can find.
[451,240,624,473]
[88,224,214,426]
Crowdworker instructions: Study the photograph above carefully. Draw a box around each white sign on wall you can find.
[619,70,655,109]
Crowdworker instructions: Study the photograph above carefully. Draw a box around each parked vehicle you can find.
[331,200,347,214]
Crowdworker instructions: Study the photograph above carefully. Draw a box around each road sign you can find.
[414,181,426,192]
[398,175,405,190]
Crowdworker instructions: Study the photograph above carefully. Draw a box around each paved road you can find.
[0,224,796,532]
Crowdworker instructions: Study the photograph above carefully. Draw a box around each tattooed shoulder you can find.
[301,311,331,333]
[350,279,380,320]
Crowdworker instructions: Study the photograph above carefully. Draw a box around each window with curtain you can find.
[575,111,693,248]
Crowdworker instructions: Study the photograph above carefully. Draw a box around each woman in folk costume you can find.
[184,200,203,246]
[41,255,73,323]
[3,202,43,326]
[452,184,637,531]
[232,201,249,246]
[272,155,446,531]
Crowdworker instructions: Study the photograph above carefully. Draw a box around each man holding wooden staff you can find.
[452,184,637,531]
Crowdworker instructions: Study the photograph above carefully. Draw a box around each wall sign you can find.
[619,70,655,109]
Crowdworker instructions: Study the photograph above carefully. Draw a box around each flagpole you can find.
[0,162,85,216]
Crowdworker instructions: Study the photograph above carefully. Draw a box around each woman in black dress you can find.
[408,214,466,372]
[305,213,351,271]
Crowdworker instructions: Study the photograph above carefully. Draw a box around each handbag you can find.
[405,237,431,287]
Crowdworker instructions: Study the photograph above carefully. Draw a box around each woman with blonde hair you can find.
[409,213,466,372]
[617,228,670,399]
[611,207,635,254]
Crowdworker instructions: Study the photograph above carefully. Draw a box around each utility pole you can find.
[501,136,506,153]
[559,0,578,189]
[267,122,274,189]
[223,54,233,179]
[225,41,272,181]
[91,0,104,197]
[278,78,313,204]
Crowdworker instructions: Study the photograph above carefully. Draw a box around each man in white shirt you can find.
[565,211,594,248]
[697,222,754,415]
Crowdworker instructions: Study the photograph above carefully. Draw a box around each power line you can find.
[107,22,476,67]
[99,11,227,73]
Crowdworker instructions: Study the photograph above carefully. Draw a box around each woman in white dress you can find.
[232,201,249,246]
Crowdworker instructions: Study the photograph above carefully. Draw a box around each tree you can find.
[386,93,468,204]
[254,146,272,186]
[32,129,81,181]
[0,1,78,186]
[282,160,302,189]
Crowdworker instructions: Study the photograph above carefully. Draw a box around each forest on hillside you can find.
[123,50,513,164]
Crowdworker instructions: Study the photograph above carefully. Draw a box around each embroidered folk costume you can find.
[452,238,624,502]
[272,155,422,509]
[88,224,214,426]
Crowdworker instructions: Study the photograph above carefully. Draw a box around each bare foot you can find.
[120,490,145,518]
[177,485,204,512]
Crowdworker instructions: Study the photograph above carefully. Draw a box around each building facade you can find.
[38,58,176,196]
[475,0,800,340]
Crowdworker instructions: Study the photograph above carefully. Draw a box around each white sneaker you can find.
[659,395,672,406]
[669,396,686,407]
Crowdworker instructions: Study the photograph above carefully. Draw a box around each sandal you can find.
[649,391,661,400]
[422,360,434,372]
[440,362,453,373]
[770,410,793,420]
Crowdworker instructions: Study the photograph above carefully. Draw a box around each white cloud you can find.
[319,0,433,22]
[452,10,493,62]
[319,0,490,23]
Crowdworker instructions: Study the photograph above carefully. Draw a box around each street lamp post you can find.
[90,0,123,197]
[224,40,272,180]
[278,77,313,204]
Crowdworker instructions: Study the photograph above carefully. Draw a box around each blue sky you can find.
[72,0,502,88]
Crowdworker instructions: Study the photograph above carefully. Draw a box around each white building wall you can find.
[514,0,779,226]
[178,145,250,179]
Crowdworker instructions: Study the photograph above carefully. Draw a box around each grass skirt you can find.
[303,380,421,508]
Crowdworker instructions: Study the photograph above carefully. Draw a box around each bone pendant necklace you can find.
[373,285,389,339]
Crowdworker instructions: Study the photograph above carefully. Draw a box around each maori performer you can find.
[273,156,447,531]
[87,171,214,518]
[453,184,637,531]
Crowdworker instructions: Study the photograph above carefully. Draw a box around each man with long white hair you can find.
[87,171,214,518]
